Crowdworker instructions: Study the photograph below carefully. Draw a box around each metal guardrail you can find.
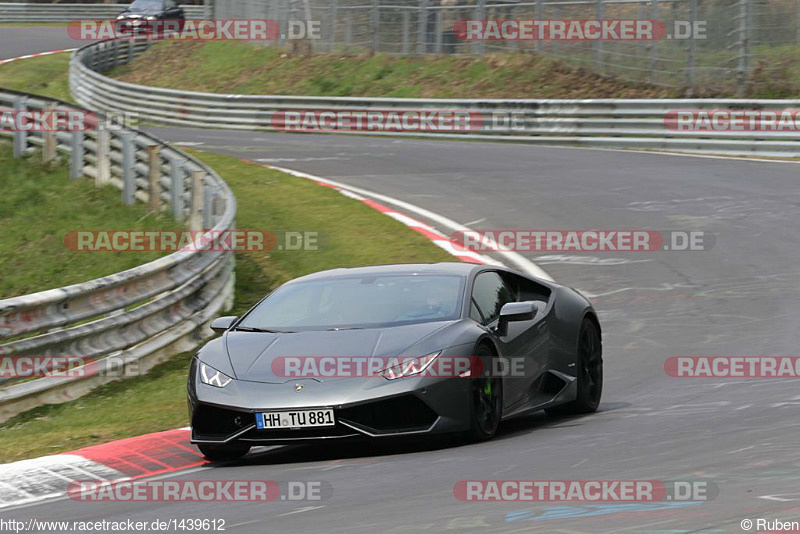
[0,3,209,22]
[71,39,800,158]
[0,87,236,422]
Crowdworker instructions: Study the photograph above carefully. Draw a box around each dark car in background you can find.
[116,0,185,34]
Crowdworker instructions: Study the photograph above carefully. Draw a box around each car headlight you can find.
[199,362,233,388]
[378,352,441,380]
[145,15,157,20]
[116,15,125,20]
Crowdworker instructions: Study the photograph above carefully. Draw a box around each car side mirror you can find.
[210,315,237,334]
[495,301,542,335]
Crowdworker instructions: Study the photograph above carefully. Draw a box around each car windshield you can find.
[238,274,465,330]
[128,0,163,11]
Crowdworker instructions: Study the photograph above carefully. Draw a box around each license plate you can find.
[255,409,335,429]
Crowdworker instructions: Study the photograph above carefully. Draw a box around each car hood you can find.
[224,321,455,383]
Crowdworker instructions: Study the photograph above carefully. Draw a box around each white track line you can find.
[0,48,76,66]
[265,164,553,281]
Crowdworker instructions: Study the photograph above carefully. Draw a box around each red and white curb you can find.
[0,49,76,67]
[0,428,205,510]
[335,185,500,265]
[231,159,500,265]
[263,163,552,280]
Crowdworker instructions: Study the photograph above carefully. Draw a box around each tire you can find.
[197,443,250,461]
[467,343,503,441]
[546,318,603,416]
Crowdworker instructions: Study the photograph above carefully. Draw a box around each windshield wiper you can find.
[234,326,296,333]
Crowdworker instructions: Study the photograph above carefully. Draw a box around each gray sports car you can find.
[187,262,602,460]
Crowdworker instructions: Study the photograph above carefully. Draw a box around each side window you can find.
[502,272,551,303]
[470,272,515,325]
[469,299,484,323]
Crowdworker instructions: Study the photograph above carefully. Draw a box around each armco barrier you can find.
[70,39,800,158]
[0,88,236,422]
[0,3,209,22]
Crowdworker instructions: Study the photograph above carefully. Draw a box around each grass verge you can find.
[0,150,453,462]
[0,52,72,102]
[0,142,182,297]
[110,41,678,99]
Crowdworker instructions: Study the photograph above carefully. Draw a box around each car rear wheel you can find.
[468,344,503,441]
[546,318,603,415]
[197,443,250,461]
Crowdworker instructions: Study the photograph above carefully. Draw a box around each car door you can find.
[499,271,551,412]
[469,270,549,412]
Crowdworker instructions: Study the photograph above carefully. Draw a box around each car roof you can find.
[288,262,486,283]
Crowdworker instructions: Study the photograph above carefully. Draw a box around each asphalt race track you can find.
[0,26,79,60]
[3,31,800,533]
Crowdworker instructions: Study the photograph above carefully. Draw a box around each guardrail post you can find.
[147,145,161,212]
[189,171,205,232]
[70,131,84,179]
[100,42,109,72]
[212,188,225,228]
[12,96,27,158]
[93,44,102,71]
[417,0,428,55]
[203,183,214,229]
[170,156,185,221]
[95,125,110,186]
[42,102,56,164]
[111,39,120,69]
[121,132,135,205]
